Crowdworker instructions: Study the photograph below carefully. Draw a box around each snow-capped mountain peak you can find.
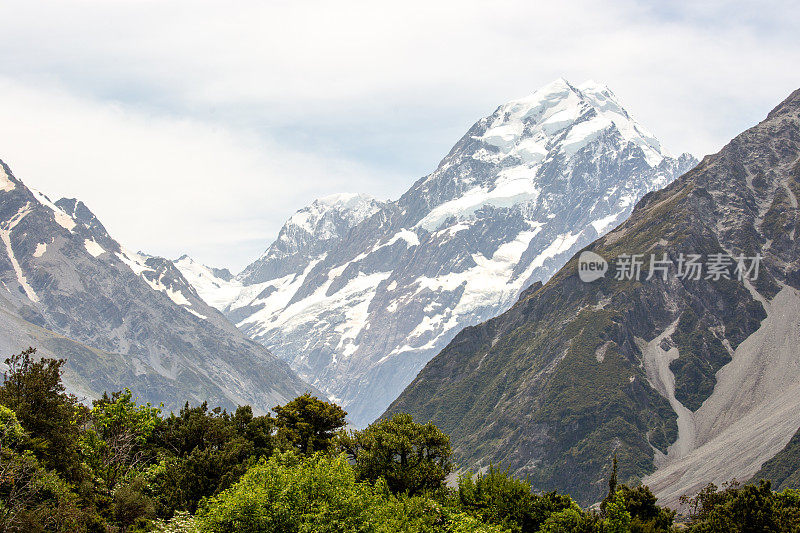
[173,255,242,310]
[284,192,383,239]
[237,193,385,286]
[181,80,697,426]
[477,78,665,169]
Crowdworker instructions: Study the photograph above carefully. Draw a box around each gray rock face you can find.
[0,161,317,413]
[180,79,696,427]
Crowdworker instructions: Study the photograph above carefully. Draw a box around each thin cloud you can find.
[0,79,396,270]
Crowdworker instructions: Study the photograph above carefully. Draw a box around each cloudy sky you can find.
[0,0,797,271]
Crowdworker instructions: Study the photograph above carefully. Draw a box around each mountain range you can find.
[0,161,316,413]
[177,79,696,427]
[4,78,800,509]
[385,88,800,506]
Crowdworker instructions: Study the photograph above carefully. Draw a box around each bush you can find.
[458,465,580,532]
[196,451,379,532]
[339,413,452,496]
[196,451,503,532]
[274,394,346,455]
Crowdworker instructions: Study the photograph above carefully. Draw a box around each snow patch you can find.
[590,212,623,234]
[84,239,105,257]
[386,229,420,247]
[186,308,207,320]
[33,242,47,257]
[0,166,15,192]
[0,203,38,302]
[417,170,541,231]
[166,287,191,306]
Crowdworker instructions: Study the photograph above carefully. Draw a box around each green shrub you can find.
[196,451,503,532]
[339,413,452,496]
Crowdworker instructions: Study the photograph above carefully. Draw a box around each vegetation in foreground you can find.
[1,348,800,532]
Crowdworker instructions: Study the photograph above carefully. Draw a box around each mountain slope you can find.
[0,160,317,413]
[185,79,695,427]
[753,425,800,491]
[385,88,800,506]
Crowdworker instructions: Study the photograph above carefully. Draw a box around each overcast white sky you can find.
[0,0,798,271]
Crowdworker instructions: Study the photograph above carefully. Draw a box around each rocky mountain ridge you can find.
[0,160,317,413]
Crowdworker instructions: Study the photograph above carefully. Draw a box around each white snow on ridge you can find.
[386,229,420,247]
[117,249,152,275]
[33,242,47,257]
[417,171,541,231]
[232,255,327,321]
[166,287,191,306]
[590,212,623,235]
[333,271,393,359]
[421,79,670,234]
[476,78,665,170]
[140,271,192,307]
[186,308,207,320]
[282,193,383,241]
[29,188,77,232]
[374,224,575,365]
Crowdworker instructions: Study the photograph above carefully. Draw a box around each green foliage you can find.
[0,450,85,532]
[681,479,800,532]
[0,347,86,481]
[111,474,156,531]
[273,393,346,455]
[0,404,26,451]
[81,389,162,491]
[669,310,732,411]
[458,465,578,532]
[196,451,381,532]
[600,454,619,517]
[538,506,594,533]
[151,511,199,532]
[616,485,674,532]
[196,451,503,533]
[92,389,162,446]
[147,403,275,515]
[602,491,631,533]
[754,425,800,491]
[340,412,452,496]
[3,346,796,533]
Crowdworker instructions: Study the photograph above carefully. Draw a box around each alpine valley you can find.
[5,76,800,514]
[177,79,697,427]
[385,88,800,506]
